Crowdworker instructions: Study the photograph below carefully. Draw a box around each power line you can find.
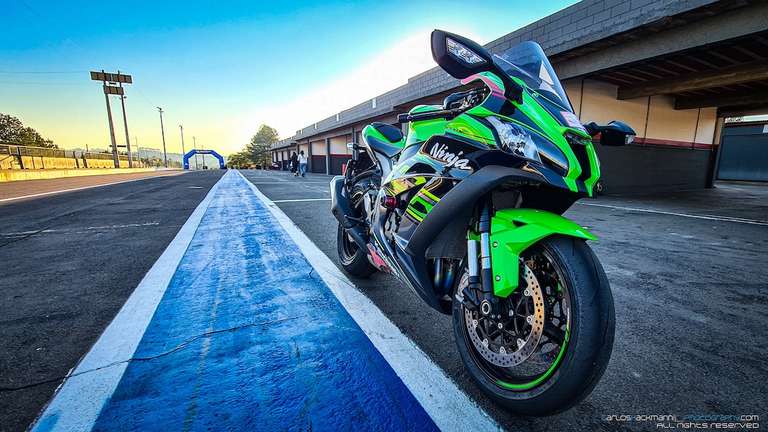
[0,70,89,74]
[0,81,90,85]
[131,86,157,108]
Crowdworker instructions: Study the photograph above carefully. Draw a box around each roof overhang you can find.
[556,1,768,114]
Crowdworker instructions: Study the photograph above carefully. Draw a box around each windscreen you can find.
[493,41,573,112]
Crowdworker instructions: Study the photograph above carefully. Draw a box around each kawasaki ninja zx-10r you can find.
[330,30,635,415]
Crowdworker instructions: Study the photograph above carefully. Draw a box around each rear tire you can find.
[453,235,615,416]
[336,223,376,278]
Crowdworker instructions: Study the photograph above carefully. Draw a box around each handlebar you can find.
[397,87,487,124]
[397,108,463,123]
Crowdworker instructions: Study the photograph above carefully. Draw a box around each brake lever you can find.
[397,107,463,124]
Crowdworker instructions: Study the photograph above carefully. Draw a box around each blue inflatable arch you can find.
[183,149,225,169]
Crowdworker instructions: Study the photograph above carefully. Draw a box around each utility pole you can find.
[90,70,132,168]
[135,136,140,166]
[193,136,200,170]
[179,125,186,169]
[104,81,119,168]
[157,107,168,168]
[119,93,133,168]
[179,125,186,156]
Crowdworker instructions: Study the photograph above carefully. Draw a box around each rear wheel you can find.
[452,235,614,416]
[336,223,376,277]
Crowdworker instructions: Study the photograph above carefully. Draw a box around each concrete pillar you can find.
[707,117,727,188]
[325,137,331,175]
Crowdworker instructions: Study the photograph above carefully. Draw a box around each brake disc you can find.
[461,264,545,367]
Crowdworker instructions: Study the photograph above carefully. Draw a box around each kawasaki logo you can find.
[429,142,471,170]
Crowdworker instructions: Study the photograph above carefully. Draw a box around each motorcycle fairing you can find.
[487,209,596,297]
[361,123,405,179]
[356,43,603,312]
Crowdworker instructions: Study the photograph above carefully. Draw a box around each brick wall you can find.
[280,0,720,143]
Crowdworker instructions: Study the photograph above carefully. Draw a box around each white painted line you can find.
[578,201,768,226]
[0,171,184,204]
[271,198,331,203]
[30,170,229,432]
[248,181,330,185]
[245,182,289,184]
[237,170,501,432]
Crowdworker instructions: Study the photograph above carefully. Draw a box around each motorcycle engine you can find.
[362,189,378,221]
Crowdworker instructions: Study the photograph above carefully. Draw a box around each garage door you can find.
[717,123,768,181]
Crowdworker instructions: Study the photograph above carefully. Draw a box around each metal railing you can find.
[0,142,144,169]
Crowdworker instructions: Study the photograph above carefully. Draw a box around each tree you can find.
[227,150,252,169]
[0,113,57,148]
[246,124,279,167]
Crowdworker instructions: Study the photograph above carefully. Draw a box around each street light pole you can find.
[104,85,119,168]
[157,107,168,168]
[119,93,133,168]
[193,136,200,170]
[179,125,186,157]
[179,125,187,170]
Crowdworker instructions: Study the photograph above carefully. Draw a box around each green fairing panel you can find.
[406,106,447,147]
[409,104,441,114]
[362,124,405,148]
[406,104,496,148]
[462,72,602,196]
[489,209,596,297]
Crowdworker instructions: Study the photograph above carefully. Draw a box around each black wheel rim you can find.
[339,229,359,265]
[460,246,572,391]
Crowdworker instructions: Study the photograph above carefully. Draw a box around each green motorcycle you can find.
[331,30,635,415]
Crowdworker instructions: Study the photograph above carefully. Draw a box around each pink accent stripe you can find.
[462,73,504,97]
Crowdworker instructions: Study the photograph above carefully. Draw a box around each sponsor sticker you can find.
[428,142,472,170]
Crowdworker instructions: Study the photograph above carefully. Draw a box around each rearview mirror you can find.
[585,121,636,146]
[431,30,493,80]
[431,29,524,103]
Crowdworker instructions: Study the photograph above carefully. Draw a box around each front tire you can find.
[336,223,377,278]
[453,235,615,416]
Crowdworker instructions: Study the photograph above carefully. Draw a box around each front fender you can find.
[490,209,596,297]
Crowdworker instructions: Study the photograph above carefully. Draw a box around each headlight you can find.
[487,116,541,163]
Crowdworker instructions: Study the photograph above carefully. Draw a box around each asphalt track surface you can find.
[242,170,768,431]
[1,168,766,431]
[0,170,186,203]
[0,171,224,432]
[32,170,448,432]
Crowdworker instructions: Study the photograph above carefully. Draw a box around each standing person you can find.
[290,151,298,176]
[298,150,308,178]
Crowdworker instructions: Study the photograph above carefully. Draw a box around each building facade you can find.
[272,0,768,193]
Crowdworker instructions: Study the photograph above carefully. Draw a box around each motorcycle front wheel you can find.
[452,235,615,416]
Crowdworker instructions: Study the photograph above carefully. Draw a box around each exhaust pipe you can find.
[330,176,368,250]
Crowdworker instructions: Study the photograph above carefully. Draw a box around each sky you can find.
[0,0,577,155]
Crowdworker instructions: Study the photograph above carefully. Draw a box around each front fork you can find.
[464,202,495,316]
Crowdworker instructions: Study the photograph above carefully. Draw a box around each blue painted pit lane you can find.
[79,171,437,431]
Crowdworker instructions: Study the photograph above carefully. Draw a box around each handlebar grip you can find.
[398,109,459,123]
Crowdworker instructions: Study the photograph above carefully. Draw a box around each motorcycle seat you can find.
[371,122,404,144]
[364,122,404,159]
